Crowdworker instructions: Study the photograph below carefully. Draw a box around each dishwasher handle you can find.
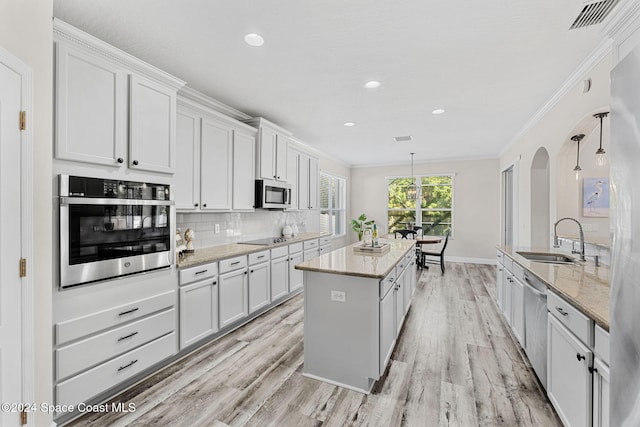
[523,275,547,298]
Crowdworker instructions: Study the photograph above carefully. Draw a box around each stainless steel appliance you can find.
[59,175,173,288]
[240,237,290,245]
[611,42,640,425]
[522,272,548,389]
[254,179,291,209]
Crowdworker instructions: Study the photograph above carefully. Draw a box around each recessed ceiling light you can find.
[432,108,446,115]
[244,33,264,47]
[343,122,356,127]
[364,81,381,89]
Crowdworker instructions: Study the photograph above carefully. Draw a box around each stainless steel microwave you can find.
[255,179,291,209]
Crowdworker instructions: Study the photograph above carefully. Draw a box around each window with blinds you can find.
[319,172,346,236]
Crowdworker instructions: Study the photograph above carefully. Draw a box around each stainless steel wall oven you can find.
[59,175,173,288]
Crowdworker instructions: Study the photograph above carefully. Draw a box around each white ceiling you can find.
[53,0,620,166]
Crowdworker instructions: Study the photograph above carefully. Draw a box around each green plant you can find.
[351,213,375,240]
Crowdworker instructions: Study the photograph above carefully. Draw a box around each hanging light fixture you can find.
[593,111,609,166]
[407,152,417,200]
[571,134,585,181]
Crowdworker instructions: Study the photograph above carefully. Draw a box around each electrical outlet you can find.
[214,224,220,233]
[330,290,346,303]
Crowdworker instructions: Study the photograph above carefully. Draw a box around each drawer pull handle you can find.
[119,307,139,316]
[576,353,586,362]
[555,307,569,317]
[231,261,241,266]
[258,255,265,259]
[117,331,139,342]
[117,359,138,372]
[195,269,208,275]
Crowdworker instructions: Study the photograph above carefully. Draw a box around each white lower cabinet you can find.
[379,283,395,373]
[511,276,525,345]
[592,357,610,427]
[496,262,504,310]
[502,270,513,325]
[179,279,218,349]
[547,313,593,427]
[271,253,289,301]
[219,258,249,329]
[395,269,406,335]
[289,251,304,292]
[249,261,270,313]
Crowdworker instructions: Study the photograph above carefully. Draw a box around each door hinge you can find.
[19,111,26,131]
[20,410,27,425]
[19,258,26,278]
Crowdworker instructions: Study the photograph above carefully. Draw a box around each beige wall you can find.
[500,51,612,247]
[0,0,53,425]
[351,158,500,262]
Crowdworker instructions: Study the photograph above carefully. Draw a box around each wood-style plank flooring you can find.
[67,263,561,426]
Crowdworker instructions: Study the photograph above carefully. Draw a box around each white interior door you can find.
[0,48,28,427]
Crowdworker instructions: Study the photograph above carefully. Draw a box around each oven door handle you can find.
[60,197,174,206]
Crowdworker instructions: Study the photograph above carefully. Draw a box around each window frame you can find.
[386,173,455,237]
[319,171,347,237]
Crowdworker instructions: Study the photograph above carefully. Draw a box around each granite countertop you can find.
[295,238,415,279]
[497,245,610,330]
[177,232,331,268]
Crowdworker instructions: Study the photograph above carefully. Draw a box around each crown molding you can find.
[499,38,613,159]
[603,0,640,39]
[352,154,498,169]
[53,18,185,90]
[178,86,252,122]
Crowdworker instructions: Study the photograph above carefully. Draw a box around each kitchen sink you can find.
[515,251,576,264]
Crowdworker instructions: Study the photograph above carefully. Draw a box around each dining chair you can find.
[394,229,418,239]
[421,231,450,274]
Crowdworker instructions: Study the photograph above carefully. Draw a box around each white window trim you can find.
[320,171,347,237]
[386,173,455,237]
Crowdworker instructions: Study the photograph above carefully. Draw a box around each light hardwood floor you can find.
[67,263,561,426]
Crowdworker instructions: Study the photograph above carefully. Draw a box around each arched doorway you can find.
[531,147,550,247]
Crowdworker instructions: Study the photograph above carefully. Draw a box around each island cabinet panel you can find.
[379,284,395,374]
[395,269,406,335]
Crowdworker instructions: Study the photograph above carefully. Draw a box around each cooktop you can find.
[239,237,290,245]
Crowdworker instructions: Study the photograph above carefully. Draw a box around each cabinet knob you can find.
[194,203,199,207]
[117,157,124,164]
[132,160,139,166]
[212,281,217,285]
[250,270,254,273]
[277,176,280,179]
[576,353,586,362]
[244,271,247,275]
[203,203,207,208]
[589,365,598,374]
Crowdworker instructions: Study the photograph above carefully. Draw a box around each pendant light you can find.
[407,152,417,200]
[571,134,585,181]
[593,112,609,166]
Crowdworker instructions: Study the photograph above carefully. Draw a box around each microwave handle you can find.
[285,188,291,205]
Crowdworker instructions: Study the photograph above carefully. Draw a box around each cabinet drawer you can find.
[396,258,408,274]
[289,242,303,253]
[380,272,395,299]
[594,324,610,365]
[56,309,175,381]
[547,290,593,346]
[271,245,288,259]
[219,255,247,274]
[503,256,513,273]
[319,236,331,246]
[56,332,176,406]
[303,239,319,250]
[248,250,270,265]
[179,262,217,285]
[56,291,175,345]
[512,262,524,281]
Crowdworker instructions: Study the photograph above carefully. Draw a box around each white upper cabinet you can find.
[287,149,299,209]
[53,19,185,174]
[245,117,291,182]
[175,90,257,212]
[201,118,232,210]
[129,75,176,173]
[232,130,256,210]
[55,43,127,167]
[293,150,319,210]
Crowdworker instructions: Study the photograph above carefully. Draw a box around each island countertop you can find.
[497,245,610,330]
[295,238,415,279]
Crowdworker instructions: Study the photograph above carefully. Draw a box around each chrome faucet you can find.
[553,217,586,262]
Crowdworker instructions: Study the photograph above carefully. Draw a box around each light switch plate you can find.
[215,224,220,233]
[330,290,346,303]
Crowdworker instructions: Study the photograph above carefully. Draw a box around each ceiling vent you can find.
[569,0,619,29]
[394,135,413,143]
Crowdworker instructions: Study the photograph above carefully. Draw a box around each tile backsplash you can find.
[176,210,320,249]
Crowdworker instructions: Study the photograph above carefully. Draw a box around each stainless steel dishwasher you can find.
[522,271,548,390]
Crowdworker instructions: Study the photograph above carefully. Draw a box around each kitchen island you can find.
[295,239,416,393]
